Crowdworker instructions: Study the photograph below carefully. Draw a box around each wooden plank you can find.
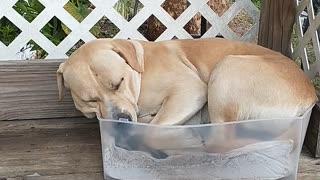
[298,146,320,179]
[0,118,103,179]
[0,118,319,180]
[305,103,320,157]
[0,60,82,121]
[258,0,296,57]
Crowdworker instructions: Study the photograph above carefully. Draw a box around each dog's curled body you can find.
[57,38,317,124]
[137,38,317,124]
[57,38,318,154]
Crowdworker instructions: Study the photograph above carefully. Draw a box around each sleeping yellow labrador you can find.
[57,38,317,123]
[57,38,317,154]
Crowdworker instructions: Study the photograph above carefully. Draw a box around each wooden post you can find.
[305,103,320,157]
[258,0,296,58]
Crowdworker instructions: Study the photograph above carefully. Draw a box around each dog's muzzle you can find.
[111,106,133,121]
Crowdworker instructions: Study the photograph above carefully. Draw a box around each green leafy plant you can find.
[0,17,21,46]
[114,0,143,21]
[28,40,47,59]
[40,16,70,46]
[1,0,143,58]
[90,17,120,38]
[64,0,93,22]
[13,0,45,22]
[11,0,48,57]
[90,0,142,39]
[251,0,261,9]
[114,0,132,20]
[66,40,85,56]
[9,0,95,58]
[64,0,100,37]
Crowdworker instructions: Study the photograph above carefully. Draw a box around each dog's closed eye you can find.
[112,77,124,90]
[83,97,100,103]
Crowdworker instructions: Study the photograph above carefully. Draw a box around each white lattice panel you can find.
[291,0,320,79]
[0,0,260,60]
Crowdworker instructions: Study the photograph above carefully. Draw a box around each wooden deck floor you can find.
[0,118,319,180]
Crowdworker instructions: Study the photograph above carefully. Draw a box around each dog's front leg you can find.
[140,80,207,155]
[149,90,207,125]
[144,90,207,156]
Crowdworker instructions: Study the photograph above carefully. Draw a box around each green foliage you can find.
[11,0,48,57]
[13,0,45,22]
[90,17,120,38]
[251,0,261,9]
[64,0,100,37]
[28,40,47,59]
[114,0,143,20]
[40,17,69,46]
[1,0,141,57]
[90,25,101,37]
[2,0,260,58]
[66,40,85,57]
[0,17,21,46]
[64,0,93,22]
[114,0,132,20]
[1,0,94,58]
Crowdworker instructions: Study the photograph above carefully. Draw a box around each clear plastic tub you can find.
[98,106,313,180]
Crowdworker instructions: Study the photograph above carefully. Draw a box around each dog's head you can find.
[56,39,144,121]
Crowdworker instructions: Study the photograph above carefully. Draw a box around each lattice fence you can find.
[0,0,259,60]
[291,0,320,82]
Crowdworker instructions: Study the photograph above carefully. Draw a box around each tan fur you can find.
[111,39,144,73]
[57,63,65,101]
[208,55,317,123]
[57,38,318,152]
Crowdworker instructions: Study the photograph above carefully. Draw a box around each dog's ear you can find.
[57,63,65,101]
[112,39,144,73]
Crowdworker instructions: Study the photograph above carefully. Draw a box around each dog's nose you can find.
[116,112,132,122]
[111,106,133,121]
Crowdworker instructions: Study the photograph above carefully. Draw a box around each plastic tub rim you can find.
[97,104,314,129]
